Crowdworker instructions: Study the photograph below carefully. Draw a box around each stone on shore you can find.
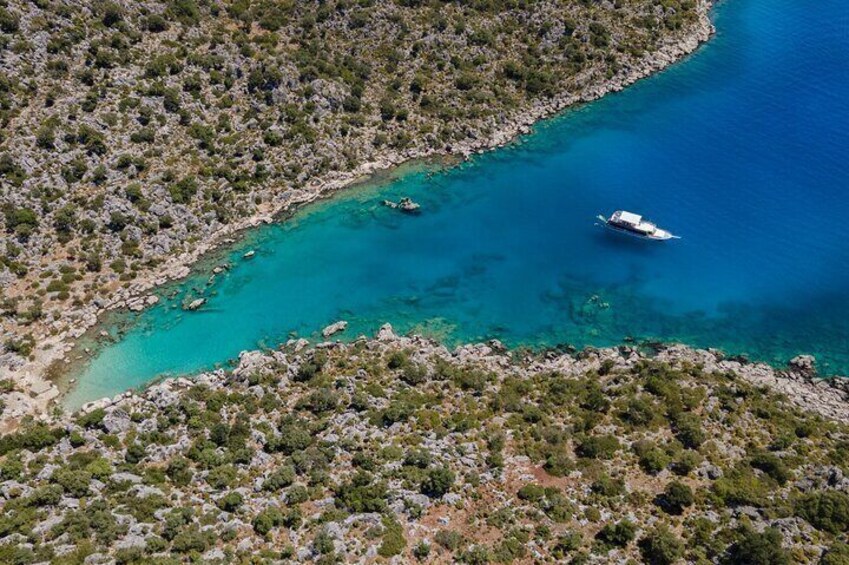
[788,354,817,380]
[376,323,397,341]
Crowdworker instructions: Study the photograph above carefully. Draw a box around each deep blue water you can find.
[65,0,849,408]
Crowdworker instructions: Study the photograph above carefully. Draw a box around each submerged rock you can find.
[398,197,421,213]
[382,197,421,214]
[322,321,348,338]
[184,298,206,311]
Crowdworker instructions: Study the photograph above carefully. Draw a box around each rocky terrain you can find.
[0,0,714,416]
[1,329,849,563]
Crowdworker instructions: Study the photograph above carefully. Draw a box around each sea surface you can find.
[64,0,849,409]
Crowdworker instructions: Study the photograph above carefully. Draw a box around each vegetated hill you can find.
[1,333,848,564]
[0,0,707,353]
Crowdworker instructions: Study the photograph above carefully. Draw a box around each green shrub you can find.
[165,457,193,486]
[821,542,849,565]
[795,491,849,533]
[401,363,428,386]
[304,388,338,414]
[217,491,243,512]
[435,529,463,551]
[287,485,309,504]
[672,450,702,476]
[313,529,335,555]
[713,467,770,507]
[454,368,489,392]
[336,472,387,513]
[171,524,214,553]
[168,176,198,204]
[576,435,620,459]
[52,468,92,497]
[543,447,573,477]
[619,396,658,428]
[145,14,169,32]
[378,518,407,557]
[206,464,236,489]
[493,535,526,562]
[252,506,284,536]
[639,526,683,565]
[0,455,23,481]
[3,206,38,238]
[263,466,296,491]
[403,449,432,469]
[294,357,324,382]
[591,475,626,498]
[750,452,791,485]
[85,458,112,480]
[658,481,694,515]
[0,424,64,455]
[542,490,573,523]
[517,483,545,502]
[167,0,201,26]
[596,520,636,548]
[0,7,20,33]
[421,467,455,498]
[125,442,146,464]
[674,413,705,448]
[269,419,313,454]
[724,528,790,565]
[551,531,582,558]
[638,448,671,475]
[387,350,409,369]
[413,540,431,560]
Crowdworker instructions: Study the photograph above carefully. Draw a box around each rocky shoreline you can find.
[79,327,849,425]
[2,326,848,563]
[1,2,718,428]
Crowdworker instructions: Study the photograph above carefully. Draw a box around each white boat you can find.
[596,210,679,241]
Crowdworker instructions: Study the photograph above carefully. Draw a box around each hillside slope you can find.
[0,0,712,415]
[2,333,849,563]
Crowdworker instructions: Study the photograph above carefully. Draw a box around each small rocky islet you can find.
[2,328,849,563]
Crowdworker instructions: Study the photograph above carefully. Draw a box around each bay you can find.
[64,0,849,408]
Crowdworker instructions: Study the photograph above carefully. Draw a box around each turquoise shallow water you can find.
[65,0,849,408]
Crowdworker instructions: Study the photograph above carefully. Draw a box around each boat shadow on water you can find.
[594,229,672,255]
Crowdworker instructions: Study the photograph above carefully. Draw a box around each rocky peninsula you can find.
[2,329,849,563]
[0,0,714,423]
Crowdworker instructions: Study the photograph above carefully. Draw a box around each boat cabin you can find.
[609,211,653,234]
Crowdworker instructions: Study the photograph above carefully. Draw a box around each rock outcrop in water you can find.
[0,0,715,421]
[384,197,421,214]
[182,298,206,312]
[1,331,848,563]
[321,321,348,338]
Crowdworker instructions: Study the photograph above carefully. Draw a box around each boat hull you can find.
[598,221,676,241]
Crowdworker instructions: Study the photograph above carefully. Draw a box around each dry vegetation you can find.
[1,338,848,563]
[0,0,704,360]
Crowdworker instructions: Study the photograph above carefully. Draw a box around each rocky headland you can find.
[0,0,714,423]
[2,328,849,563]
